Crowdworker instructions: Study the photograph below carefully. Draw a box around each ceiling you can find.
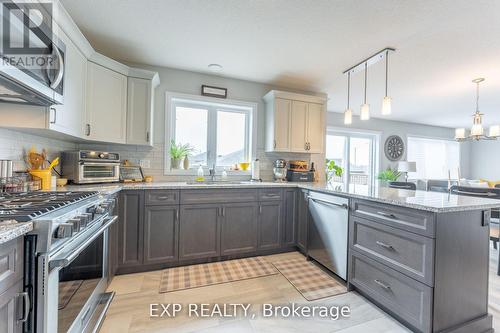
[60,0,500,129]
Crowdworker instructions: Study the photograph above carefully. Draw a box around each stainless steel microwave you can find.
[0,1,65,105]
[61,151,120,184]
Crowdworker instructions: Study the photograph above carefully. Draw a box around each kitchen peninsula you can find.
[61,181,499,333]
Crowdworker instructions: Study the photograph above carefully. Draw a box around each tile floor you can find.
[99,250,500,333]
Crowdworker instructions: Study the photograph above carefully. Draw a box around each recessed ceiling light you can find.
[208,64,223,72]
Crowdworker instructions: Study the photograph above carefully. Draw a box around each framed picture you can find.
[119,165,144,182]
[201,85,227,98]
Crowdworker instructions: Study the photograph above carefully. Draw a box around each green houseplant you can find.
[377,167,401,183]
[325,159,344,183]
[170,140,195,169]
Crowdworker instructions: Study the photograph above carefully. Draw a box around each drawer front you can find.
[350,217,434,286]
[181,189,258,204]
[259,189,283,201]
[145,190,179,205]
[352,199,435,237]
[0,238,23,294]
[350,251,432,332]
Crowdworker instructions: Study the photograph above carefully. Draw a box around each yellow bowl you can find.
[238,162,250,171]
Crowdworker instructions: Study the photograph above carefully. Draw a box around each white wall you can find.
[468,140,500,180]
[326,112,472,178]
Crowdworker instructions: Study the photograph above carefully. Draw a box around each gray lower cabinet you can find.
[179,204,220,260]
[0,280,24,333]
[221,203,259,255]
[283,189,297,247]
[297,189,308,252]
[144,206,179,265]
[258,201,282,250]
[118,190,144,269]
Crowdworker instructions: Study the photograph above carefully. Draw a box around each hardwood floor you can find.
[99,249,500,333]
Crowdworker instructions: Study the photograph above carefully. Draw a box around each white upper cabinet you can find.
[264,91,326,154]
[49,27,86,138]
[126,75,159,146]
[306,102,325,153]
[85,62,128,143]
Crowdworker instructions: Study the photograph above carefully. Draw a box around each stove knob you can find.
[76,215,89,228]
[95,206,106,214]
[68,218,81,233]
[99,153,105,159]
[83,213,93,225]
[56,223,73,238]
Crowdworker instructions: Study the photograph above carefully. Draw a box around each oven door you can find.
[44,216,117,333]
[78,162,120,184]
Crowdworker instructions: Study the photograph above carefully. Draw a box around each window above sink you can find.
[165,92,257,175]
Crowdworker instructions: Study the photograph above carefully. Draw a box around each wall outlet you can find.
[139,159,151,169]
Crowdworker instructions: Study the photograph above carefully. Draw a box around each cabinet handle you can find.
[17,292,30,323]
[376,241,394,251]
[377,211,398,219]
[374,279,391,290]
[175,209,179,221]
[259,205,262,214]
[146,131,150,142]
[86,124,91,136]
[222,207,225,217]
[273,140,277,149]
[156,196,169,200]
[49,107,56,124]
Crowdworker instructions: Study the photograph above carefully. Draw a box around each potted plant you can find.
[376,167,401,185]
[170,140,194,170]
[325,159,344,183]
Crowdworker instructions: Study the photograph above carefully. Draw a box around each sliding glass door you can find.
[326,130,379,193]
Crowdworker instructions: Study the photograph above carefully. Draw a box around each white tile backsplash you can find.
[0,128,77,172]
[0,128,315,182]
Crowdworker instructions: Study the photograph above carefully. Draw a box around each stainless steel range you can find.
[0,191,117,333]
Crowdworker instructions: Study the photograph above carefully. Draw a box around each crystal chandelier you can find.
[455,78,499,141]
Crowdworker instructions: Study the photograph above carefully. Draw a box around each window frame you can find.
[326,127,381,189]
[165,91,258,175]
[406,135,461,180]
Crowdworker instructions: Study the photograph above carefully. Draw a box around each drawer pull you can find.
[376,241,394,250]
[377,211,398,219]
[156,196,170,200]
[374,279,391,290]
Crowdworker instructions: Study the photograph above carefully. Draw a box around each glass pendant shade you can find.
[489,125,500,137]
[471,123,484,137]
[382,96,392,115]
[344,108,352,125]
[360,104,370,120]
[455,128,466,140]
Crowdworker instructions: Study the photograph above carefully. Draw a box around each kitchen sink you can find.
[185,181,245,185]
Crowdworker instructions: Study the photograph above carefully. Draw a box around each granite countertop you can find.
[56,181,500,213]
[0,221,33,245]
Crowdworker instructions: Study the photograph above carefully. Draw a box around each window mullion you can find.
[207,107,217,168]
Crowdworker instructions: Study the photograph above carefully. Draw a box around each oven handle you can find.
[49,216,118,270]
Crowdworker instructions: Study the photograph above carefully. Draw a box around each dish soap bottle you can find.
[221,167,228,181]
[196,165,205,182]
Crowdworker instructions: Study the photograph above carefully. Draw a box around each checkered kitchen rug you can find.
[58,280,83,310]
[272,258,347,301]
[159,256,279,293]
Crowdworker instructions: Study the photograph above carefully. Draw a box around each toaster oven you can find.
[61,150,120,184]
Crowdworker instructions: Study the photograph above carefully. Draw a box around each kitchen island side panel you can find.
[433,209,491,332]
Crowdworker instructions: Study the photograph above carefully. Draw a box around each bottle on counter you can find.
[195,165,205,182]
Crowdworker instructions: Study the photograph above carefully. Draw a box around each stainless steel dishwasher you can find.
[307,191,349,280]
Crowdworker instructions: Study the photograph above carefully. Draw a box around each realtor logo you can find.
[1,1,58,69]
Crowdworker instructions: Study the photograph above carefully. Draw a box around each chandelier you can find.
[455,78,499,141]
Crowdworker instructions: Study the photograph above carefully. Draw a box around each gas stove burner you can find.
[0,191,99,222]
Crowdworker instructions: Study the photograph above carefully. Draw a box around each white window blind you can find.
[407,137,460,179]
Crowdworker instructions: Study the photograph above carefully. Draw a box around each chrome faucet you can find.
[209,164,216,181]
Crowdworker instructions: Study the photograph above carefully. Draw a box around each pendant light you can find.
[344,72,352,125]
[360,62,370,120]
[381,50,392,115]
[455,78,500,141]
